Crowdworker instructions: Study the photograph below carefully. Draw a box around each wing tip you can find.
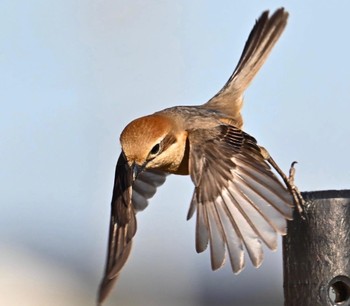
[211,254,226,271]
[232,264,245,275]
[196,239,209,253]
[250,251,264,269]
[97,276,118,306]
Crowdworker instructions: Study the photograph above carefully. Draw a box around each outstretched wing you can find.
[98,153,166,304]
[203,8,288,128]
[187,125,294,273]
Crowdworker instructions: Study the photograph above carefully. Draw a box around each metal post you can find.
[283,190,350,306]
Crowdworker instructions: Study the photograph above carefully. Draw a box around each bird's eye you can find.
[150,143,160,156]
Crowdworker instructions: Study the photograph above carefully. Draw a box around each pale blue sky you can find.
[1,1,350,305]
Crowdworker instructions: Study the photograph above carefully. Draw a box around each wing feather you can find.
[132,169,167,211]
[216,194,245,273]
[235,155,293,204]
[235,165,293,220]
[227,181,278,251]
[224,182,265,267]
[233,177,288,235]
[206,200,226,270]
[188,124,294,273]
[98,155,167,304]
[195,191,210,253]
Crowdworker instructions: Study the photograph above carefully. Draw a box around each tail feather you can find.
[203,8,288,128]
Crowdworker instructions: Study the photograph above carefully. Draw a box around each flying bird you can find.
[98,8,303,304]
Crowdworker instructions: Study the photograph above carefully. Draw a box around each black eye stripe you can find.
[161,134,177,151]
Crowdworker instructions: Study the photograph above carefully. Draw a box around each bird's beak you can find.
[132,162,144,181]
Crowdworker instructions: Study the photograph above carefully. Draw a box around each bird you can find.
[97,7,303,305]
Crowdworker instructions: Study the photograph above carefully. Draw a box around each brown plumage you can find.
[98,8,303,305]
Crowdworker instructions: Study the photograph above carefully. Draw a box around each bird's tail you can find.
[203,8,288,128]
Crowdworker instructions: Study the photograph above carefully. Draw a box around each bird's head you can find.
[120,114,188,178]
